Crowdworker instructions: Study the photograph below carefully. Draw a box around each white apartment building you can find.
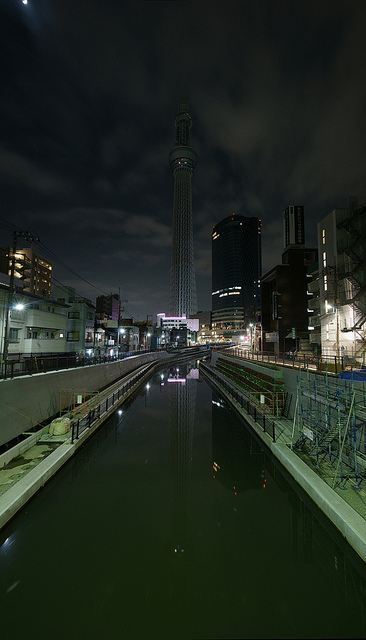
[156,313,199,346]
[0,283,68,358]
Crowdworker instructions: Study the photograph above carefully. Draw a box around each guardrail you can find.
[0,348,164,380]
[70,362,154,443]
[200,361,278,442]
[228,348,359,374]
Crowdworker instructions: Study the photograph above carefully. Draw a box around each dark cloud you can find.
[0,0,366,316]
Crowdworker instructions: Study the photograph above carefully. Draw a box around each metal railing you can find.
[200,361,278,442]
[1,348,164,380]
[70,362,154,443]
[229,348,361,374]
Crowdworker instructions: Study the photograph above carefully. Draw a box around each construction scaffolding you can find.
[292,371,366,488]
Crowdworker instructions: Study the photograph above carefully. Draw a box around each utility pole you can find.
[118,286,121,354]
[2,230,39,371]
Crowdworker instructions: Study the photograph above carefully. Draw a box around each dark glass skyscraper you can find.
[212,214,262,335]
[169,103,197,317]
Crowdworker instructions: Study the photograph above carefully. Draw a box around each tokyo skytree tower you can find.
[169,103,197,316]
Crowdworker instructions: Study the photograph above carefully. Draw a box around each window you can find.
[67,331,80,342]
[322,251,327,268]
[27,329,38,339]
[9,328,20,343]
[68,311,80,319]
[322,228,326,245]
[323,275,328,291]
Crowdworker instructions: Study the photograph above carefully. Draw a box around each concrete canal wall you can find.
[202,362,366,564]
[0,351,171,447]
[211,351,366,419]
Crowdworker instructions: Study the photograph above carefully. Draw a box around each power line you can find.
[2,249,97,305]
[38,240,110,297]
[0,217,110,297]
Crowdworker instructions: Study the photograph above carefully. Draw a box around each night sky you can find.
[1,0,366,317]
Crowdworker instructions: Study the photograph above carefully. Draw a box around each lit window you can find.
[323,251,327,268]
[324,275,328,291]
[322,229,326,245]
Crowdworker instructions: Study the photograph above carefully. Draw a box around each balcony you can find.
[308,314,321,328]
[26,309,67,331]
[308,297,320,311]
[23,338,67,354]
[307,279,320,294]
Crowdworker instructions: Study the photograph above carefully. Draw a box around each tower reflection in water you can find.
[169,363,198,555]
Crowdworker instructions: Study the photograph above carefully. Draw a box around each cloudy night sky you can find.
[1,0,366,317]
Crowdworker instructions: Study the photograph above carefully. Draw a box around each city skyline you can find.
[0,1,366,317]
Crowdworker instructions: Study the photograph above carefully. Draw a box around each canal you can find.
[1,361,366,639]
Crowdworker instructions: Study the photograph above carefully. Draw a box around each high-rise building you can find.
[261,245,317,354]
[0,247,52,297]
[169,103,197,317]
[211,214,262,337]
[284,205,305,248]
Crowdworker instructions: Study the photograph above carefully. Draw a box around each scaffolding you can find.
[292,371,366,488]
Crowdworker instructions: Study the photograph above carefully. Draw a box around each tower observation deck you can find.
[169,103,197,317]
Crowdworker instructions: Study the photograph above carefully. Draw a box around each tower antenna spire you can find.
[169,103,197,316]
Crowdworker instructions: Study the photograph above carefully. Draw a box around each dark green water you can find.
[1,362,366,640]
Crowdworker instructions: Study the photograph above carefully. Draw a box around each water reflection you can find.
[169,363,198,555]
[0,362,366,638]
[211,389,366,636]
[211,392,266,494]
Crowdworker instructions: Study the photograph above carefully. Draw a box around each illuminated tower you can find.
[169,103,197,316]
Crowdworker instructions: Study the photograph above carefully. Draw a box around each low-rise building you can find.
[54,285,95,356]
[156,313,199,346]
[118,325,140,352]
[0,283,68,360]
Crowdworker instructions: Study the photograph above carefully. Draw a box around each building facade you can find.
[211,214,261,339]
[261,247,317,354]
[261,205,317,355]
[0,247,53,297]
[283,205,305,248]
[0,284,69,359]
[169,103,197,317]
[54,285,95,356]
[156,313,199,346]
[309,204,366,360]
